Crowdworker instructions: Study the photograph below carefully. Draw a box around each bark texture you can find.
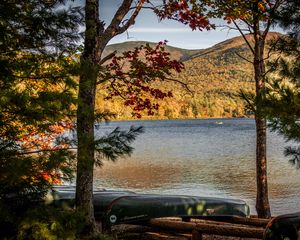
[76,0,101,234]
[75,0,143,235]
[253,33,271,218]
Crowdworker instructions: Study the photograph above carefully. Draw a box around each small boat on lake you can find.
[48,185,250,225]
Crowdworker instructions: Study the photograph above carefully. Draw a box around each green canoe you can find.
[48,185,250,225]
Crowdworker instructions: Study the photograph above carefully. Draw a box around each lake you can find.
[94,118,300,215]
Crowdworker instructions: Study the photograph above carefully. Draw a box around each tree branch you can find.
[105,0,134,36]
[104,0,145,37]
[262,18,272,41]
[218,24,250,32]
[264,37,281,61]
[263,55,281,76]
[232,20,255,55]
[164,77,193,94]
[262,0,284,40]
[235,52,253,64]
[99,51,117,65]
[240,90,256,112]
[18,147,77,155]
[111,81,127,100]
[115,0,145,35]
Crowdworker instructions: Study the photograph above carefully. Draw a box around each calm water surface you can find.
[94,118,300,215]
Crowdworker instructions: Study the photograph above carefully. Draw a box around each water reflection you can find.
[94,119,300,215]
[94,159,183,189]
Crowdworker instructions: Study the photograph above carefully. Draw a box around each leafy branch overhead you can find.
[102,41,184,118]
[156,0,276,28]
[155,0,214,30]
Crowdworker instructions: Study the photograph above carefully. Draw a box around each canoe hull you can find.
[48,186,250,225]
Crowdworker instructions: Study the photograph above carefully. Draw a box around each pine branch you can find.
[17,147,77,155]
[239,90,256,112]
[94,126,144,165]
[94,110,117,124]
[284,146,300,168]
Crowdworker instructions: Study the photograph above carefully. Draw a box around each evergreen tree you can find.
[262,0,300,167]
[0,0,81,237]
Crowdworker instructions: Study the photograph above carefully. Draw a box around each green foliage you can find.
[284,147,300,168]
[94,126,144,166]
[3,204,116,240]
[260,0,300,167]
[0,1,81,238]
[16,205,84,240]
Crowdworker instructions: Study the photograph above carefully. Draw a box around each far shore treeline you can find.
[98,34,280,120]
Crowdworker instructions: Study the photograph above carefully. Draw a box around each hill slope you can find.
[97,33,281,119]
[103,41,202,62]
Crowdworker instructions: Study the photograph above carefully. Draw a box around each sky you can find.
[74,1,283,50]
[99,1,241,50]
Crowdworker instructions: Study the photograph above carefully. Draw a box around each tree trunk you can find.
[76,0,101,235]
[75,0,141,235]
[254,35,271,218]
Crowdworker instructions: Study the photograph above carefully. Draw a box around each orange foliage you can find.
[0,125,72,186]
[17,121,75,152]
[41,172,62,185]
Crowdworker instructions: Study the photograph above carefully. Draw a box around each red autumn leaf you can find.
[104,41,184,117]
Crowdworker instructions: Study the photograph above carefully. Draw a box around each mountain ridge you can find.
[104,32,281,61]
[104,40,201,62]
[98,32,282,120]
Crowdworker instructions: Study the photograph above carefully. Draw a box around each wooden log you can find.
[111,224,154,234]
[189,219,237,226]
[191,230,202,240]
[144,232,189,240]
[150,219,264,239]
[185,215,270,227]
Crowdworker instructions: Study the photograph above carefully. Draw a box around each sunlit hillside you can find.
[97,32,281,119]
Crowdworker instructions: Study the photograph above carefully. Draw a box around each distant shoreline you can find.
[103,116,253,122]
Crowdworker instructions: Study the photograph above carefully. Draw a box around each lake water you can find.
[94,118,300,215]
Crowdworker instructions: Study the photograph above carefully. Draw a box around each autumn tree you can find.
[76,0,193,235]
[156,0,289,218]
[0,0,81,236]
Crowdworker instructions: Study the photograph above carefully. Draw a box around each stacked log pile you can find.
[112,216,271,240]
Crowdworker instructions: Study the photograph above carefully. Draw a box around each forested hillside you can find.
[97,32,280,119]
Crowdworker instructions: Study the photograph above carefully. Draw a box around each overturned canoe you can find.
[263,212,300,240]
[48,185,250,225]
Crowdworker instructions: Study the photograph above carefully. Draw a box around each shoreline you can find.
[103,116,253,122]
